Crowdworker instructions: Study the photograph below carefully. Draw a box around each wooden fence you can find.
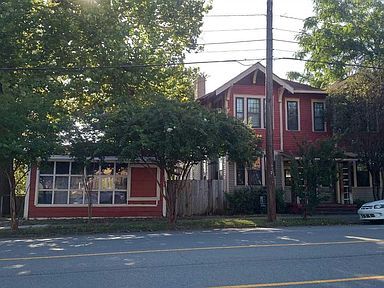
[169,180,225,216]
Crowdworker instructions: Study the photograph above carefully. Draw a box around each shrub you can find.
[276,188,287,213]
[225,186,267,215]
[353,198,366,209]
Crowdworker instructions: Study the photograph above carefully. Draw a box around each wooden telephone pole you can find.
[266,0,276,221]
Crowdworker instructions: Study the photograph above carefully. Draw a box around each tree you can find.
[291,0,384,201]
[290,139,342,218]
[102,95,262,226]
[0,0,209,229]
[328,70,384,200]
[294,0,384,88]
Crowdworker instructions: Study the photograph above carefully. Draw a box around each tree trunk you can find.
[1,160,18,230]
[371,170,380,201]
[166,182,177,229]
[381,169,384,200]
[0,160,11,216]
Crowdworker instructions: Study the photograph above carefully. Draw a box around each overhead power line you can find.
[198,39,265,45]
[205,13,265,17]
[0,58,268,72]
[205,13,306,21]
[202,27,303,34]
[201,48,296,54]
[275,57,384,70]
[278,15,305,21]
[198,38,299,46]
[2,57,381,73]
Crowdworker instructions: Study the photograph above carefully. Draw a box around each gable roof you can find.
[199,62,324,101]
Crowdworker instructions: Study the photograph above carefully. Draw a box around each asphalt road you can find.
[0,224,383,288]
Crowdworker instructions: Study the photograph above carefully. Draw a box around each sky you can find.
[185,0,315,93]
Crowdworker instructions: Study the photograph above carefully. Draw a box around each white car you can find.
[358,200,384,221]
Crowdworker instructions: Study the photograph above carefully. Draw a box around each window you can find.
[236,159,262,186]
[247,98,261,128]
[248,159,262,185]
[283,161,293,187]
[236,163,246,185]
[234,96,265,128]
[236,97,244,121]
[356,163,370,187]
[287,100,299,131]
[37,161,130,205]
[313,102,325,132]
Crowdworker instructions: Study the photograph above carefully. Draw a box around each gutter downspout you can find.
[278,87,285,152]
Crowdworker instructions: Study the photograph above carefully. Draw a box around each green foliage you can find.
[290,138,343,216]
[328,70,384,200]
[0,0,210,228]
[102,95,262,178]
[353,198,366,209]
[294,0,384,88]
[276,188,287,214]
[102,94,262,224]
[225,186,267,215]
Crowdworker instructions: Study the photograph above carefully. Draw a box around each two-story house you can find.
[198,62,374,206]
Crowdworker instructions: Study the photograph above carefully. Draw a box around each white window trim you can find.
[35,161,160,207]
[311,99,327,132]
[285,98,300,131]
[234,94,266,129]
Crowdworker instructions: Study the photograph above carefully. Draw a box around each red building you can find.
[24,156,164,219]
[198,63,373,205]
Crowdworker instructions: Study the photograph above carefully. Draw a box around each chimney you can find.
[194,74,206,99]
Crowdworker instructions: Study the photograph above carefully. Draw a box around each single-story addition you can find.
[24,156,165,219]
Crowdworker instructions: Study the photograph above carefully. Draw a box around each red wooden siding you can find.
[27,166,163,218]
[130,167,157,197]
[282,93,331,154]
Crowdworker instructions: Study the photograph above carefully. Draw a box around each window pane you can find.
[100,176,114,190]
[247,98,261,128]
[100,191,113,204]
[55,176,69,189]
[71,162,84,175]
[86,162,99,176]
[116,163,129,175]
[39,162,54,174]
[313,102,325,131]
[248,169,262,185]
[54,191,68,204]
[114,191,127,204]
[69,190,84,204]
[287,101,299,130]
[101,162,114,175]
[84,191,98,204]
[357,163,370,187]
[38,191,52,204]
[236,97,244,120]
[70,176,84,189]
[86,177,99,190]
[284,169,292,187]
[236,163,245,185]
[39,176,53,189]
[115,177,128,190]
[56,162,70,174]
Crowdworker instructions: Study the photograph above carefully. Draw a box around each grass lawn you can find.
[0,215,361,238]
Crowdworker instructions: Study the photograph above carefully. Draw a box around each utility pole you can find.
[266,0,276,221]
